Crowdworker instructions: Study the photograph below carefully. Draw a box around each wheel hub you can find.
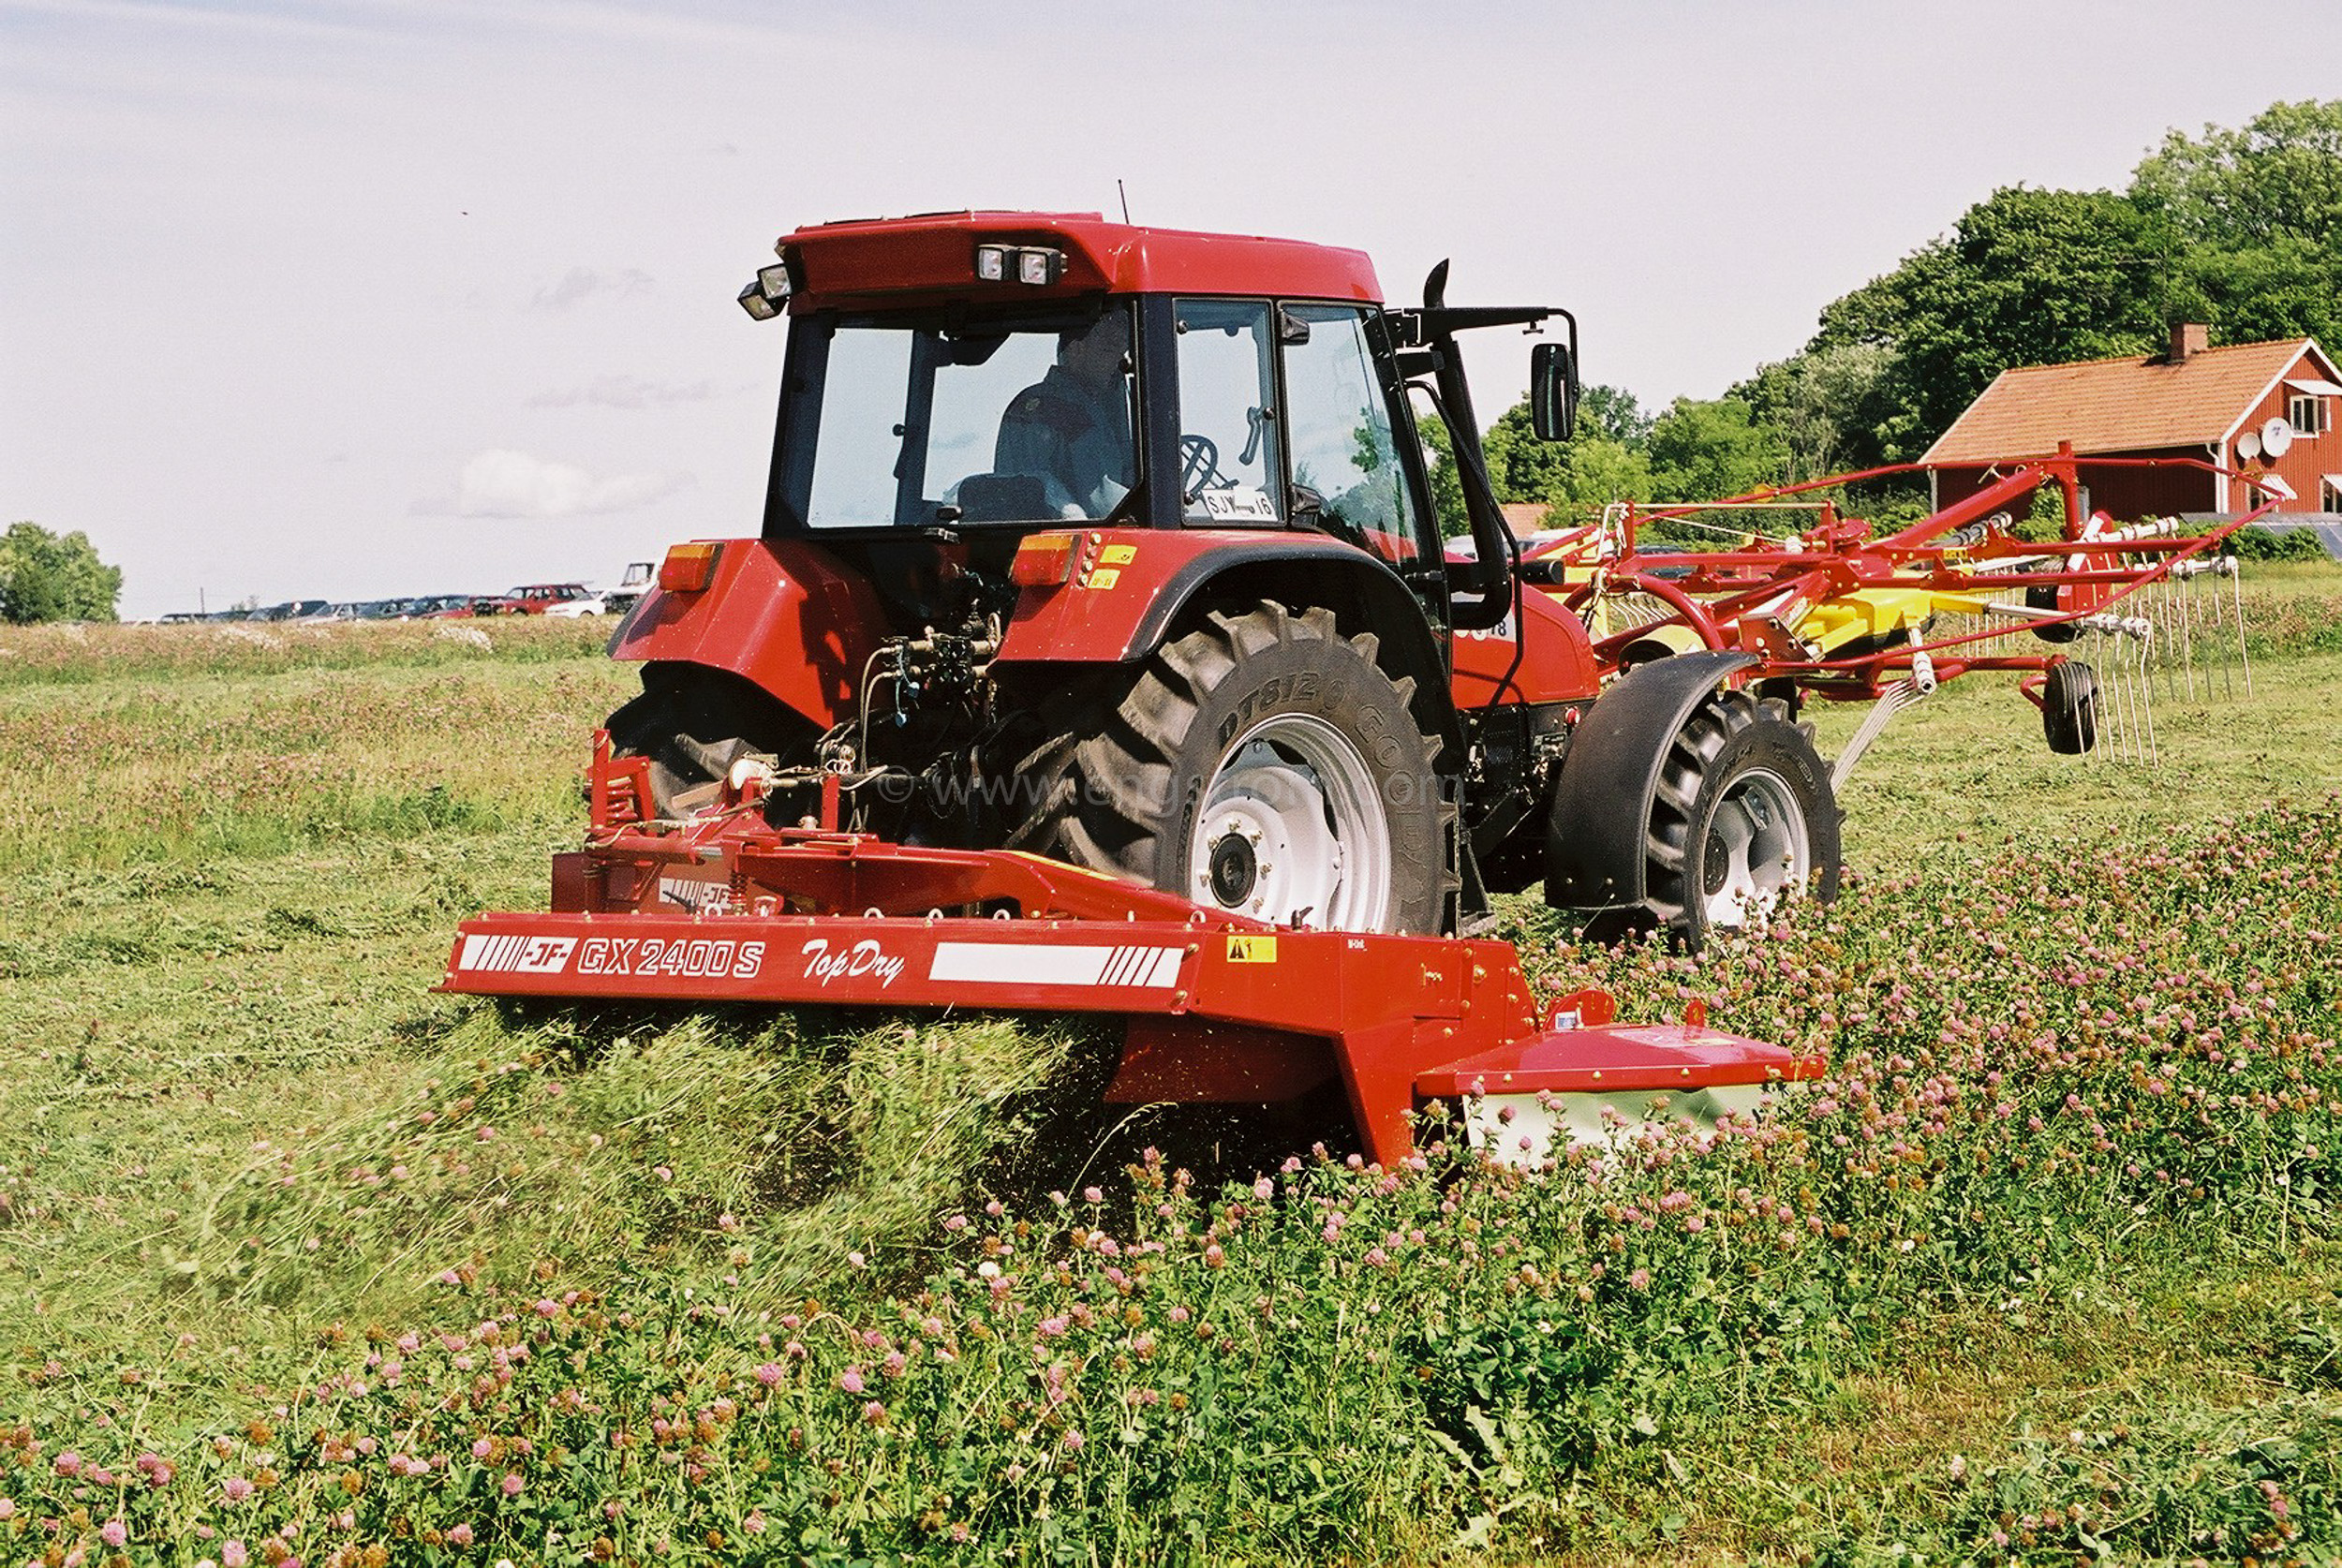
[1207,831,1260,906]
[1702,830,1730,896]
[1189,714,1389,930]
[1700,768,1809,929]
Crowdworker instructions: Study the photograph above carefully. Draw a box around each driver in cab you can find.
[994,312,1134,519]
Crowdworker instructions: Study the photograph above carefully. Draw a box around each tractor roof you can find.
[775,211,1383,311]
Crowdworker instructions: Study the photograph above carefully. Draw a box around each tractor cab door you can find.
[1276,303,1448,629]
[1170,297,1449,634]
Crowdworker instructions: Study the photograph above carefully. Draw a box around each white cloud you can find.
[415,449,689,519]
[532,267,655,311]
[526,375,738,409]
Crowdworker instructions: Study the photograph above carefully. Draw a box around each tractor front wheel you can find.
[1590,689,1839,951]
[1009,603,1449,935]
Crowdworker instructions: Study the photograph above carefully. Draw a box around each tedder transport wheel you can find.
[2041,659,2098,755]
[1595,689,1840,951]
[605,665,809,819]
[1008,602,1449,935]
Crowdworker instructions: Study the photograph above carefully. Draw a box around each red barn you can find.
[1922,326,2342,520]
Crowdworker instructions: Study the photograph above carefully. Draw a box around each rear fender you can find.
[1544,651,1759,909]
[607,539,886,730]
[995,529,1460,758]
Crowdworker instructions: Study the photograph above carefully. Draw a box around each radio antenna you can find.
[1118,179,1132,224]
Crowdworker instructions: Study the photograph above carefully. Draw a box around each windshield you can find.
[774,303,1140,531]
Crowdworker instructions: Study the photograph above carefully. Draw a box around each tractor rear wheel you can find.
[1588,689,1839,951]
[605,665,811,819]
[1008,603,1448,934]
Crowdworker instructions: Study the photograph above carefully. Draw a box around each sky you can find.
[6,0,2340,619]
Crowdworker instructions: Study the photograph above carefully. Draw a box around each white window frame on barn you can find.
[2323,475,2342,512]
[2284,375,2341,438]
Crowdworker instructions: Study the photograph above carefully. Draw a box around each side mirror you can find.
[1530,341,1577,442]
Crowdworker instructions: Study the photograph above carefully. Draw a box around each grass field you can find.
[2,578,2338,1565]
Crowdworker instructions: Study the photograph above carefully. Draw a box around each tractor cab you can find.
[740,212,1573,638]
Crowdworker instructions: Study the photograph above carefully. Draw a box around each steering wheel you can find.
[1178,434,1222,496]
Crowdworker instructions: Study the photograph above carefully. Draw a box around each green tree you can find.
[1481,400,1573,505]
[2132,99,2342,251]
[1409,405,1472,539]
[1577,383,1654,447]
[1733,342,1896,480]
[1645,396,1789,503]
[2131,100,2342,349]
[0,523,123,624]
[1546,436,1656,525]
[1479,385,1658,527]
[1810,185,2171,459]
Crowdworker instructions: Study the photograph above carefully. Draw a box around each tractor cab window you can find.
[1279,304,1429,571]
[784,303,1139,530]
[1174,300,1282,524]
[990,313,1136,519]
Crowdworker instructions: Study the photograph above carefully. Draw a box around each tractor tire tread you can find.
[1012,600,1447,933]
[1618,687,1840,952]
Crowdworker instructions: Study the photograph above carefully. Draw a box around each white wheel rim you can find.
[1700,767,1809,928]
[1190,714,1392,930]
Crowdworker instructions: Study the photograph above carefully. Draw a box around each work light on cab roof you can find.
[735,259,793,320]
[973,244,1065,287]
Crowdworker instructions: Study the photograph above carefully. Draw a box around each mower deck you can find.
[440,795,1820,1163]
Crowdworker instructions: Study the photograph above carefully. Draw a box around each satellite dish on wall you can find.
[2262,416,2296,458]
[2238,429,2264,461]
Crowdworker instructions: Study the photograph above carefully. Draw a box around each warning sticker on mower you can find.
[1225,935,1278,964]
[927,942,1181,989]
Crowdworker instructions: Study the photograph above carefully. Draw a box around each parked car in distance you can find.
[484,583,602,615]
[600,561,656,617]
[415,595,489,618]
[247,599,332,623]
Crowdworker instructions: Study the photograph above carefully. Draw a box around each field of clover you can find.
[2,605,2339,1565]
[1,799,2335,1565]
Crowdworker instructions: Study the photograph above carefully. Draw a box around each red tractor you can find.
[602,211,1836,950]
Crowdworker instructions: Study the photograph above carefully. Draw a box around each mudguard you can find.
[607,539,888,731]
[997,529,1416,660]
[998,528,1460,753]
[1543,650,1759,909]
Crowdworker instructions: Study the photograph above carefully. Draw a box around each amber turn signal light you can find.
[1009,533,1077,587]
[658,541,722,593]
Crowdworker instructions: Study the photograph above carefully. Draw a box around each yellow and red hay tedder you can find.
[1527,444,2276,777]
